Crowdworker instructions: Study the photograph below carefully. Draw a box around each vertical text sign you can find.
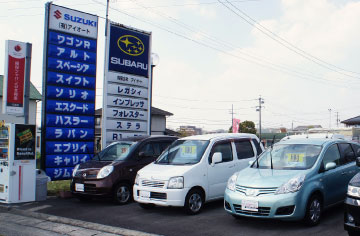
[3,40,29,115]
[42,3,98,180]
[103,24,151,147]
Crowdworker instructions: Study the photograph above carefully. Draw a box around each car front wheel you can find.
[113,183,132,205]
[304,195,322,226]
[184,189,204,215]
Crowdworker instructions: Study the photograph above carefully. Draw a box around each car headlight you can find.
[348,185,360,198]
[275,175,305,195]
[96,165,114,179]
[167,176,184,189]
[135,174,140,185]
[227,172,239,191]
[72,164,80,177]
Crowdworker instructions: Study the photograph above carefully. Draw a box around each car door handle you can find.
[228,165,236,168]
[341,172,347,175]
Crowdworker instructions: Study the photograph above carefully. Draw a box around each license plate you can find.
[75,183,84,192]
[0,185,3,193]
[242,200,258,212]
[140,190,150,198]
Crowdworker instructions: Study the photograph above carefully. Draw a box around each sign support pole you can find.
[23,43,32,125]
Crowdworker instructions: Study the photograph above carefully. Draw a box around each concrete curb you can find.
[0,204,161,236]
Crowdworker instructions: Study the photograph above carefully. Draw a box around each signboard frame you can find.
[102,22,152,148]
[41,2,98,180]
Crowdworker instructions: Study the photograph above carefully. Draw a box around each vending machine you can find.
[0,123,36,203]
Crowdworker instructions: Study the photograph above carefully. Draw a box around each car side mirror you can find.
[356,157,360,167]
[325,162,336,171]
[211,152,222,166]
[138,151,146,158]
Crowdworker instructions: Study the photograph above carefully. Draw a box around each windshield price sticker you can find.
[286,153,305,163]
[241,200,258,212]
[117,145,130,156]
[180,145,197,158]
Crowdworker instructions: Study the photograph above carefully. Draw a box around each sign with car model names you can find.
[106,132,146,142]
[102,22,151,147]
[107,95,148,109]
[42,2,98,180]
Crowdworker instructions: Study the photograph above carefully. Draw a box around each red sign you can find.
[7,55,25,107]
[3,40,28,115]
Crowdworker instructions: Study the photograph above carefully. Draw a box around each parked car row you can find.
[70,133,360,235]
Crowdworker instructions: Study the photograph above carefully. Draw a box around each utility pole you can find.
[256,96,264,140]
[229,104,235,132]
[328,109,332,129]
[335,112,340,127]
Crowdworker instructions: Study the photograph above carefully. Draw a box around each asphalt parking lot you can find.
[9,196,348,236]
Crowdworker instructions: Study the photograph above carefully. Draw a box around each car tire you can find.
[304,194,322,226]
[139,203,155,209]
[113,183,132,205]
[184,189,204,215]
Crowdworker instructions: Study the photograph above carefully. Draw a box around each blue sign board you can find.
[46,114,94,128]
[47,71,95,89]
[46,154,93,168]
[108,25,150,77]
[42,4,98,180]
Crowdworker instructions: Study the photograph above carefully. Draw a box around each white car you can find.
[133,133,264,214]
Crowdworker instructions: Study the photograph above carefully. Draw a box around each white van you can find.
[133,133,264,214]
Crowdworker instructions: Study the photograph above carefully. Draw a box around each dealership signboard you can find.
[3,40,31,115]
[102,23,152,147]
[41,2,98,180]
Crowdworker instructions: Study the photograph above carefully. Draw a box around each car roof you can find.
[114,135,178,142]
[278,137,352,146]
[179,133,258,141]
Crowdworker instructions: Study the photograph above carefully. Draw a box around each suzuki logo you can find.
[54,10,62,19]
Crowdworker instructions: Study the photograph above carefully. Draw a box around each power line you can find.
[98,0,360,88]
[219,0,360,79]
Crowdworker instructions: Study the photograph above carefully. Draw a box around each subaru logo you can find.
[117,35,145,56]
[54,10,62,19]
[246,189,258,197]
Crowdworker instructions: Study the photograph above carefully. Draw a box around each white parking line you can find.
[27,205,51,212]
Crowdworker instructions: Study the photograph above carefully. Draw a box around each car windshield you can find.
[252,144,322,170]
[155,140,210,165]
[97,141,138,161]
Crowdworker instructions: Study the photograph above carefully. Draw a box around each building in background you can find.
[178,125,203,136]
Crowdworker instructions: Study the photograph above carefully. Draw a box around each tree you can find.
[238,121,257,134]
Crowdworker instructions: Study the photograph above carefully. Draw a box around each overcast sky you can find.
[1,0,360,132]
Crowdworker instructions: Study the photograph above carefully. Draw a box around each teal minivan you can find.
[224,137,360,225]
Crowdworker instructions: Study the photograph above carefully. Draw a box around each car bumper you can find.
[133,184,189,207]
[344,196,360,233]
[70,178,113,197]
[224,188,305,220]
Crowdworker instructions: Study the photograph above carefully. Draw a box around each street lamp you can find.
[149,53,159,135]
